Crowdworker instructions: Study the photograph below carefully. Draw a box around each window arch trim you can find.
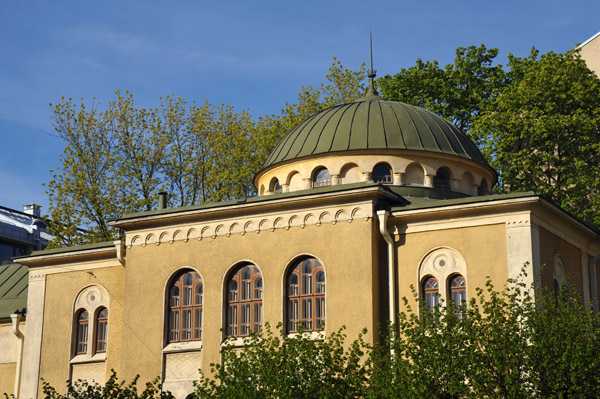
[71,284,110,359]
[224,262,264,338]
[165,268,204,344]
[284,255,326,333]
[417,247,467,314]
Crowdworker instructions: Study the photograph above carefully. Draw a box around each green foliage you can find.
[46,59,366,247]
[473,49,600,226]
[194,324,369,399]
[378,44,506,134]
[36,276,600,398]
[368,275,600,399]
[39,371,170,399]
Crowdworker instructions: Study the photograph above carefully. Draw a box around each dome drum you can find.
[256,151,493,197]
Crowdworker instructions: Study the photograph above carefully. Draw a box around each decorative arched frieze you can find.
[172,230,182,243]
[125,204,372,247]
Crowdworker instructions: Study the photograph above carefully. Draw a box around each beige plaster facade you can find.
[580,31,600,76]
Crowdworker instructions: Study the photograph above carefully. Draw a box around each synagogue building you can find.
[2,67,600,399]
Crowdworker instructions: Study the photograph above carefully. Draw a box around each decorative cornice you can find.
[128,204,371,248]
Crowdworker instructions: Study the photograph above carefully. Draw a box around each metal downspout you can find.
[589,255,600,314]
[11,313,24,399]
[377,210,395,326]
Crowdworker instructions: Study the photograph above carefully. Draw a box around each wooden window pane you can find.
[423,277,440,313]
[286,258,325,333]
[76,310,89,355]
[95,308,108,353]
[226,264,263,337]
[167,270,203,344]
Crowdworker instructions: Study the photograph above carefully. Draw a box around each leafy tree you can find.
[377,45,506,135]
[38,371,170,399]
[194,324,369,399]
[46,59,366,247]
[473,49,600,225]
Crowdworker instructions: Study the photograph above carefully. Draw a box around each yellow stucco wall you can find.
[395,223,508,311]
[539,226,583,296]
[118,218,376,384]
[37,265,125,396]
[0,321,25,396]
[0,362,16,396]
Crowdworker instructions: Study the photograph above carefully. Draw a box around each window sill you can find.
[163,340,203,353]
[70,353,106,364]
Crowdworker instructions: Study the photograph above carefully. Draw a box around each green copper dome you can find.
[263,94,490,169]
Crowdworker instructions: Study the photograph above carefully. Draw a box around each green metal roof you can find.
[0,263,28,319]
[19,240,116,258]
[263,95,490,169]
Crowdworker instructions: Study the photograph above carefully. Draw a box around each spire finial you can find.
[366,30,379,97]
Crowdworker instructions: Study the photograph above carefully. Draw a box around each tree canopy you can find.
[45,59,366,247]
[473,49,600,226]
[45,45,600,246]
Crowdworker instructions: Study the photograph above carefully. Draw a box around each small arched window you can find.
[168,270,203,343]
[75,310,89,355]
[271,178,283,194]
[313,168,331,187]
[95,308,108,353]
[226,264,263,337]
[422,277,439,312]
[373,164,392,184]
[478,178,490,196]
[449,275,466,318]
[286,257,325,333]
[433,168,451,189]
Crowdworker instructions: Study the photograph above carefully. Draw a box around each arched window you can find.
[75,310,89,355]
[270,178,283,194]
[449,275,466,318]
[478,178,490,196]
[422,277,439,312]
[95,308,108,352]
[168,270,203,343]
[226,264,263,337]
[433,168,451,189]
[373,164,392,184]
[286,257,325,333]
[313,168,331,187]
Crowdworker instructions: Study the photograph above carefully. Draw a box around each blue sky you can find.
[1,0,598,213]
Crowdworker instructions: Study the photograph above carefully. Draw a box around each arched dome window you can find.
[478,178,490,195]
[373,164,392,184]
[433,168,451,190]
[313,168,331,187]
[270,178,282,194]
